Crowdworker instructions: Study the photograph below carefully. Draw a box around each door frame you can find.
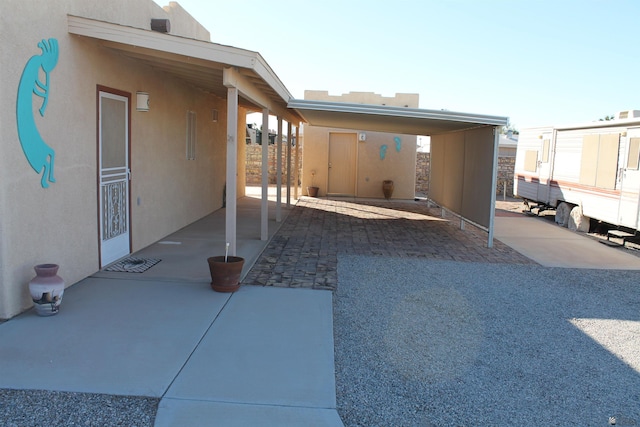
[536,131,554,203]
[618,127,640,228]
[96,85,132,268]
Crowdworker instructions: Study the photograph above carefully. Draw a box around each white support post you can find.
[487,126,500,248]
[276,117,283,222]
[294,125,300,199]
[225,87,238,255]
[261,108,269,240]
[286,121,292,207]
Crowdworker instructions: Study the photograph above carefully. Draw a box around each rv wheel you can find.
[555,202,571,227]
[568,206,590,232]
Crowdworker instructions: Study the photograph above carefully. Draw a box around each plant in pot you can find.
[207,243,245,292]
[307,169,319,197]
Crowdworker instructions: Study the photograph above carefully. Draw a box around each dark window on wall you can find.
[186,111,196,160]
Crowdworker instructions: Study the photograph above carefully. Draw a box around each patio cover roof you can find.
[287,99,508,136]
[67,15,304,124]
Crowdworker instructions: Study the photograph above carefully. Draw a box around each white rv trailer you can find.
[514,110,640,234]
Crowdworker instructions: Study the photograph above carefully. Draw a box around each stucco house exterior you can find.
[0,0,303,319]
[301,91,419,199]
[2,0,509,320]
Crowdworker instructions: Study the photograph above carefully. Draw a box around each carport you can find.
[287,99,509,247]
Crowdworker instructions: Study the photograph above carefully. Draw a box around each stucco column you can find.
[261,108,269,240]
[276,116,283,222]
[226,87,238,255]
[287,121,292,207]
[295,125,300,199]
[487,126,500,248]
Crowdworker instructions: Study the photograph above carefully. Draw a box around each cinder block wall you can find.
[245,144,301,185]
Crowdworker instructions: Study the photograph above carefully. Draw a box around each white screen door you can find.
[98,91,130,267]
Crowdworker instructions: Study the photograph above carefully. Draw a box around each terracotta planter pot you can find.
[307,186,319,197]
[382,180,394,199]
[207,256,245,292]
[29,263,65,316]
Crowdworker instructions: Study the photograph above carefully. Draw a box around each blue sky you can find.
[156,0,640,130]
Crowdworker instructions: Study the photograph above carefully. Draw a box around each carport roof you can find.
[287,99,509,135]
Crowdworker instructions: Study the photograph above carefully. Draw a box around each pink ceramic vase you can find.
[29,264,65,316]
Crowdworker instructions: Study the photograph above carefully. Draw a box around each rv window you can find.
[627,137,640,170]
[542,139,550,163]
[596,133,619,189]
[579,133,619,189]
[524,150,538,172]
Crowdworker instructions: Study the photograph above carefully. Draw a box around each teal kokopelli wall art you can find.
[16,38,59,188]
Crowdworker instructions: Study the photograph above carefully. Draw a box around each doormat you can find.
[104,257,161,273]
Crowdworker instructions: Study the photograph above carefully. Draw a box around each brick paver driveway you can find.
[242,197,535,290]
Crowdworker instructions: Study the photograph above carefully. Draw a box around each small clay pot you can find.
[307,186,319,197]
[207,256,245,292]
[382,180,394,199]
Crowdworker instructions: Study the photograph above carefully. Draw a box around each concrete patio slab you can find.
[155,400,344,427]
[0,277,229,397]
[494,216,640,269]
[163,286,336,408]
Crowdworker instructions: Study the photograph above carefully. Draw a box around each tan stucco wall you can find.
[430,126,496,228]
[163,1,211,41]
[0,0,230,319]
[304,90,419,107]
[301,91,418,199]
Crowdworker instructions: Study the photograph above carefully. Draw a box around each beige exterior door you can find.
[328,132,357,196]
[98,90,131,267]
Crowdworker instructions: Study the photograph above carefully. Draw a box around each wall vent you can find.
[151,19,171,33]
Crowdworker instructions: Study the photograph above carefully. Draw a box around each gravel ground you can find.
[334,255,640,427]
[0,390,158,426]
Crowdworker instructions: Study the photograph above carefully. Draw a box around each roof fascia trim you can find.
[288,99,509,127]
[67,15,293,106]
[68,15,257,67]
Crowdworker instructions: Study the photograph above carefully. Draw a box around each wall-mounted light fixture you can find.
[212,109,219,122]
[136,92,149,112]
[358,132,366,142]
[621,131,628,137]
